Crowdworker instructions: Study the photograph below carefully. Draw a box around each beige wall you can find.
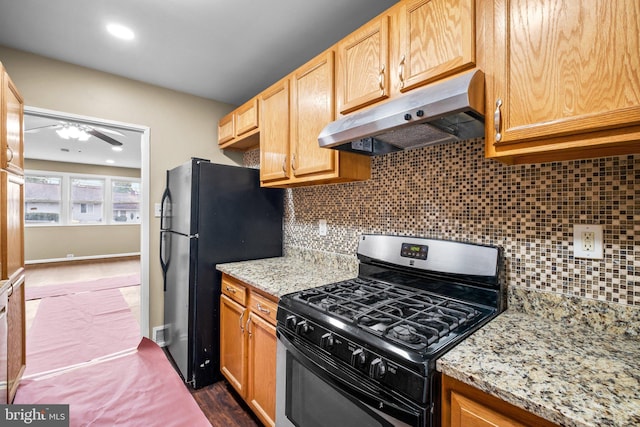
[1,46,242,335]
[24,159,141,261]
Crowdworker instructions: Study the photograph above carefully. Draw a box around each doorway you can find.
[22,106,150,337]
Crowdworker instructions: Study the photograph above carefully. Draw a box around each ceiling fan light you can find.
[56,127,71,139]
[67,125,81,139]
[112,146,123,152]
[78,131,90,141]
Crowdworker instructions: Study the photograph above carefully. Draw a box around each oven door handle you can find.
[277,330,423,426]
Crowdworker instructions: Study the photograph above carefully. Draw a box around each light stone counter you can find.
[437,287,640,427]
[216,247,358,298]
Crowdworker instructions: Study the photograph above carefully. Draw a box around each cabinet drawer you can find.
[221,276,247,306]
[248,293,277,325]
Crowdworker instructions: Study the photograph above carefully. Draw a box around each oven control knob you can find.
[320,333,334,350]
[350,348,366,368]
[369,358,387,380]
[285,315,298,331]
[295,320,310,335]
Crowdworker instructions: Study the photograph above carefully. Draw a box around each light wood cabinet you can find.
[1,67,23,175]
[336,0,476,115]
[217,97,260,150]
[336,14,390,115]
[442,374,559,427]
[484,0,640,164]
[259,79,290,183]
[6,275,25,404]
[0,64,25,404]
[261,51,370,188]
[219,274,278,427]
[394,0,475,93]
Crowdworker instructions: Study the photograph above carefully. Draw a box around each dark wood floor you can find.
[191,380,261,427]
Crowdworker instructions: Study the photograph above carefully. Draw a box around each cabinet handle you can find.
[282,156,287,173]
[7,284,13,297]
[398,55,406,89]
[256,302,271,315]
[239,309,246,332]
[6,147,14,163]
[246,315,253,338]
[378,64,386,95]
[225,286,236,294]
[291,153,297,171]
[494,98,503,142]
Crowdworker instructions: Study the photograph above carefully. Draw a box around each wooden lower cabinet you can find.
[219,274,278,427]
[6,274,25,403]
[441,374,559,427]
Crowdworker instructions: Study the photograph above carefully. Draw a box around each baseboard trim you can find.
[26,253,141,267]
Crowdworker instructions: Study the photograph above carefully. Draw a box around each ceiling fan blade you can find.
[91,126,125,137]
[25,124,61,133]
[86,128,123,146]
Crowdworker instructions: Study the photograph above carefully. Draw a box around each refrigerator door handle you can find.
[160,172,171,231]
[160,231,170,291]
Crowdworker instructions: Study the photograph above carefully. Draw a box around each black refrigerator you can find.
[160,158,283,389]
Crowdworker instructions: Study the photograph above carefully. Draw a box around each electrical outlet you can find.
[318,219,327,236]
[581,231,595,252]
[573,224,603,259]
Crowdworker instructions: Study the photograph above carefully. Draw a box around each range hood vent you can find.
[318,69,485,156]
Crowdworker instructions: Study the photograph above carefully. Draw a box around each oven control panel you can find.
[278,308,427,403]
[400,242,428,260]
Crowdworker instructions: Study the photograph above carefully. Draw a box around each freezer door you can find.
[162,230,196,382]
[165,161,196,236]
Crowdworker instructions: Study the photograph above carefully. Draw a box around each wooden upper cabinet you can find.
[291,51,337,178]
[259,79,290,183]
[485,0,640,163]
[217,97,260,150]
[1,68,24,175]
[395,0,475,93]
[336,15,390,115]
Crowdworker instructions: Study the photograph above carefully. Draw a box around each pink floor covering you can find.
[15,286,212,426]
[25,274,140,301]
[15,338,211,427]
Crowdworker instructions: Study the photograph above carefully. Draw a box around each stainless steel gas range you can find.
[275,234,505,427]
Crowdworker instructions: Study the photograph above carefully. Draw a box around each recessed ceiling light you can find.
[106,23,135,41]
[106,159,116,164]
[112,146,123,152]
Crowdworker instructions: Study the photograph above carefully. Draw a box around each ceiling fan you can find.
[25,121,124,146]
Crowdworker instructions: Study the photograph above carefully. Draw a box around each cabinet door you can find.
[291,51,337,178]
[246,312,277,427]
[450,391,527,427]
[260,79,290,183]
[396,0,475,92]
[1,70,23,175]
[218,113,235,145]
[336,15,390,114]
[1,172,24,282]
[235,98,259,137]
[220,294,246,397]
[488,0,640,153]
[7,274,25,404]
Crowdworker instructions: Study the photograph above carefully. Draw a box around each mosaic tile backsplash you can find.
[244,139,639,306]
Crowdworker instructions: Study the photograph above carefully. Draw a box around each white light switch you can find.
[154,203,162,218]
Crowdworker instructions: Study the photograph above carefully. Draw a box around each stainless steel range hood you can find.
[318,69,485,156]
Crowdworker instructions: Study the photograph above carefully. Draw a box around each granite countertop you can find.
[437,288,640,427]
[216,248,358,298]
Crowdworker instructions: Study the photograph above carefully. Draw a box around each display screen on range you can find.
[400,243,428,260]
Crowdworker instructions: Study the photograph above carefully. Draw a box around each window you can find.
[25,175,62,224]
[71,177,105,224]
[25,171,141,226]
[112,180,141,223]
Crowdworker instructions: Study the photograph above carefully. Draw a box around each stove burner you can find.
[390,325,421,343]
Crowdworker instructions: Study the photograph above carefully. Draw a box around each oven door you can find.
[276,330,426,427]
